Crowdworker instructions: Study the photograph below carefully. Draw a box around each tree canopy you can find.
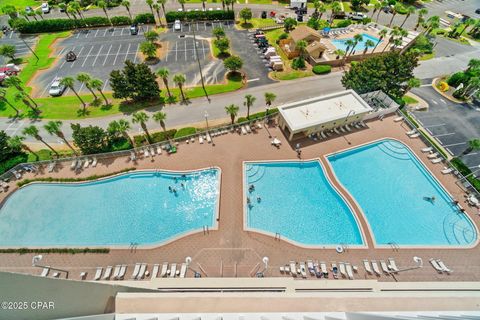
[71,123,109,155]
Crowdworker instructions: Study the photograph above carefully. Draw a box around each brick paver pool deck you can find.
[0,115,479,283]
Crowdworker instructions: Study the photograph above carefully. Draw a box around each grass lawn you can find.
[236,18,279,30]
[419,52,435,61]
[171,72,243,100]
[342,2,352,12]
[184,0,222,3]
[402,95,418,105]
[271,69,313,80]
[1,0,39,11]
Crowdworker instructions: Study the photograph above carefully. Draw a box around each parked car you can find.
[0,64,20,76]
[332,11,346,19]
[174,20,181,31]
[382,6,393,13]
[130,24,139,35]
[296,14,303,22]
[41,2,50,13]
[49,78,66,97]
[476,8,480,14]
[261,11,267,18]
[25,6,33,14]
[348,12,366,20]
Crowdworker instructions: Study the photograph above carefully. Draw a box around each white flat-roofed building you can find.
[278,90,373,141]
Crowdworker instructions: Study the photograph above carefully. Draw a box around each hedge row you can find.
[237,108,279,123]
[165,10,234,23]
[174,127,197,139]
[0,248,110,254]
[312,65,332,75]
[12,13,154,34]
[133,129,177,146]
[17,167,135,187]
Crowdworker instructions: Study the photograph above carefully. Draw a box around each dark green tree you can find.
[223,55,243,74]
[70,123,109,154]
[110,70,130,101]
[109,61,161,101]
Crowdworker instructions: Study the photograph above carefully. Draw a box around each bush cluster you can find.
[237,108,279,123]
[133,129,177,146]
[312,64,332,75]
[0,248,110,254]
[0,153,28,175]
[291,57,306,70]
[437,81,449,92]
[133,13,155,24]
[165,10,234,23]
[447,71,468,87]
[174,127,197,139]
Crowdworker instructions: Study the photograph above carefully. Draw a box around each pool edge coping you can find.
[241,159,369,250]
[324,137,480,250]
[0,167,222,250]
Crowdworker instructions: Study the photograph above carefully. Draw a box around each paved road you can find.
[411,85,480,176]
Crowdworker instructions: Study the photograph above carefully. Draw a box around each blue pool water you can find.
[331,33,381,52]
[0,169,220,247]
[328,139,477,246]
[244,161,363,246]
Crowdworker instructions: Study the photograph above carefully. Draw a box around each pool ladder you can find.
[274,232,281,241]
[388,242,399,252]
[129,242,139,253]
[203,225,210,235]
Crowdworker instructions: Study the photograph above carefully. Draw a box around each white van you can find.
[348,12,366,20]
[41,2,50,14]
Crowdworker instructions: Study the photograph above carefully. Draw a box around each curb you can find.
[431,77,464,104]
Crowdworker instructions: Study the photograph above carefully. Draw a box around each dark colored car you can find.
[297,14,303,22]
[130,24,139,35]
[476,8,480,14]
[261,11,267,19]
[382,6,393,13]
[332,11,346,19]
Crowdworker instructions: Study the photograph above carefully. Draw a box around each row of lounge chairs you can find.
[280,260,357,280]
[40,266,64,279]
[363,258,399,276]
[70,157,98,171]
[309,121,367,141]
[430,258,452,274]
[90,262,188,281]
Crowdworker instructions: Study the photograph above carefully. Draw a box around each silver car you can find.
[49,78,66,97]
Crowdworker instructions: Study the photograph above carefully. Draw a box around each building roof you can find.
[290,26,321,43]
[278,90,373,132]
[306,41,327,54]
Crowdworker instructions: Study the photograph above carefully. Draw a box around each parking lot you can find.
[411,86,480,176]
[0,31,37,65]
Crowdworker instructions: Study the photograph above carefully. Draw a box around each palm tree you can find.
[157,68,172,99]
[132,111,151,143]
[382,27,400,53]
[153,111,167,131]
[28,11,38,21]
[467,59,480,72]
[415,8,428,31]
[35,8,44,20]
[296,40,307,59]
[201,0,206,12]
[344,39,355,56]
[108,119,134,146]
[399,6,415,28]
[122,0,132,19]
[20,11,30,21]
[44,120,78,155]
[173,73,187,102]
[457,18,475,37]
[67,7,78,21]
[157,0,167,24]
[69,1,83,19]
[4,76,39,110]
[178,0,186,12]
[333,49,344,60]
[225,104,239,124]
[425,16,440,35]
[97,1,111,25]
[363,39,375,54]
[15,91,39,114]
[463,138,480,155]
[376,0,388,23]
[388,3,402,27]
[348,33,363,56]
[60,76,87,112]
[372,2,381,20]
[146,0,155,16]
[264,92,276,115]
[152,3,161,26]
[58,3,70,19]
[329,1,342,26]
[76,73,98,100]
[372,28,388,53]
[244,94,256,119]
[22,125,59,157]
[317,2,326,20]
[8,135,39,159]
[89,78,108,105]
[0,88,20,116]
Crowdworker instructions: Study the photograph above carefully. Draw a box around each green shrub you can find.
[110,137,133,151]
[447,71,469,87]
[237,108,279,123]
[451,158,480,192]
[133,13,155,24]
[111,16,133,25]
[334,19,352,28]
[312,64,332,74]
[291,57,306,69]
[174,127,197,139]
[15,16,133,33]
[165,10,234,23]
[0,153,28,175]
[0,248,110,254]
[276,32,289,44]
[133,129,177,146]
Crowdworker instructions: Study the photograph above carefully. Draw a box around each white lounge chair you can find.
[307,260,315,275]
[118,265,127,280]
[406,129,416,135]
[331,262,338,279]
[206,134,212,143]
[241,126,247,135]
[91,157,97,167]
[94,267,103,280]
[388,258,399,273]
[75,159,83,170]
[144,149,149,157]
[84,158,90,168]
[339,262,347,278]
[52,272,60,278]
[130,152,136,161]
[70,159,77,170]
[380,260,389,274]
[40,266,50,277]
[431,158,442,164]
[394,116,403,122]
[320,131,327,139]
[131,263,141,279]
[180,263,187,278]
[199,136,204,144]
[360,121,367,128]
[430,258,444,273]
[421,147,433,153]
[289,261,297,277]
[363,260,372,274]
[353,122,361,129]
[427,152,439,159]
[47,162,56,172]
[437,260,452,274]
[280,266,285,273]
[151,264,159,279]
[112,265,121,279]
[346,263,354,279]
[160,263,168,277]
[409,133,420,138]
[157,146,162,154]
[169,263,177,278]
[320,262,328,276]
[246,124,252,133]
[334,127,341,134]
[102,266,112,280]
[340,126,346,133]
[299,262,307,278]
[442,167,454,174]
[136,263,147,280]
[371,260,381,276]
[345,124,352,132]
[80,272,87,280]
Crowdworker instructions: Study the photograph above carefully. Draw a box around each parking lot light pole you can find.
[190,19,210,103]
[204,111,214,146]
[20,37,39,61]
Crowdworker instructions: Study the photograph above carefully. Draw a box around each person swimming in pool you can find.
[257,196,261,203]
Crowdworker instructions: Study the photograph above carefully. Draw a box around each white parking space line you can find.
[9,31,13,39]
[103,44,113,66]
[92,45,104,66]
[76,32,81,39]
[133,43,140,63]
[247,78,260,82]
[5,120,25,135]
[185,41,187,60]
[70,46,84,68]
[85,30,90,38]
[58,48,66,56]
[103,29,108,37]
[434,132,456,137]
[112,44,122,65]
[81,46,95,67]
[201,40,206,59]
[102,79,109,91]
[121,28,125,36]
[444,142,467,147]
[165,42,169,62]
[463,152,478,157]
[175,41,178,61]
[95,29,100,37]
[440,98,447,104]
[431,100,438,105]
[124,43,131,62]
[424,123,446,128]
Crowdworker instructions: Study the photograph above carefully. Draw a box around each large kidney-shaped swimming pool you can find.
[0,169,220,247]
[328,139,477,247]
